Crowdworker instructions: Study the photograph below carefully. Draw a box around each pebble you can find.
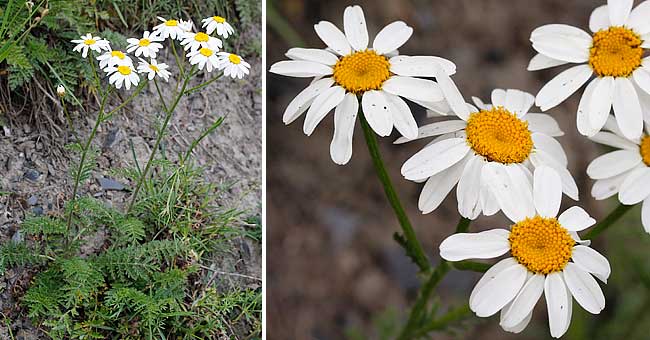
[23,169,40,182]
[32,207,43,216]
[26,196,37,206]
[11,230,23,243]
[98,177,125,191]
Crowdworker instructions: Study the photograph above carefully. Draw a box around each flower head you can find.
[71,33,110,58]
[530,0,650,140]
[127,31,164,58]
[180,31,222,52]
[105,64,140,90]
[399,88,576,219]
[186,46,220,72]
[217,52,250,79]
[153,16,185,40]
[137,58,171,81]
[56,84,65,98]
[96,49,133,71]
[201,15,235,38]
[269,5,465,165]
[439,166,609,338]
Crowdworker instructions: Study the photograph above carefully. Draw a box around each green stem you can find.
[126,66,195,214]
[153,78,168,111]
[184,72,223,95]
[396,217,470,340]
[102,80,148,121]
[359,114,430,272]
[451,260,490,273]
[170,41,184,85]
[583,203,633,240]
[410,304,472,338]
[60,97,79,143]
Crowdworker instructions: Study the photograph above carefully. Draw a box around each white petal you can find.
[362,90,393,137]
[504,89,535,117]
[619,167,650,204]
[418,155,467,213]
[591,172,628,200]
[385,92,417,139]
[589,76,614,131]
[572,245,611,283]
[531,33,591,63]
[633,68,650,97]
[283,78,335,124]
[563,263,605,314]
[608,0,633,26]
[628,1,650,35]
[382,76,444,103]
[558,206,596,231]
[303,86,346,136]
[491,89,506,108]
[470,263,528,317]
[534,166,563,217]
[530,24,593,43]
[389,55,456,77]
[482,163,535,223]
[532,133,568,167]
[394,120,466,144]
[471,258,518,308]
[535,65,593,111]
[472,96,489,110]
[330,93,358,165]
[586,150,642,179]
[401,138,471,181]
[528,53,568,71]
[480,178,501,216]
[529,152,580,201]
[501,310,533,334]
[285,48,339,66]
[314,21,351,56]
[433,63,468,120]
[545,273,572,339]
[589,131,639,151]
[613,77,643,139]
[500,274,545,329]
[643,198,650,233]
[439,229,510,262]
[589,5,611,33]
[457,155,484,219]
[372,21,413,55]
[576,79,600,136]
[343,5,369,51]
[269,60,333,77]
[524,113,564,136]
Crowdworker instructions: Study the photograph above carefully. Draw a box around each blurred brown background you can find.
[267,0,650,339]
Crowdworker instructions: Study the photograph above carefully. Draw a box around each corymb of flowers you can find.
[440,167,609,338]
[269,5,466,165]
[70,14,250,90]
[530,0,650,140]
[397,88,577,220]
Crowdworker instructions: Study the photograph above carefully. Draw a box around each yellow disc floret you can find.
[149,64,159,72]
[84,39,95,45]
[111,50,125,59]
[509,216,574,275]
[165,19,178,26]
[195,32,210,42]
[213,16,226,23]
[117,65,132,75]
[229,54,241,64]
[138,38,151,47]
[589,26,643,77]
[332,50,390,94]
[640,135,650,166]
[465,107,533,164]
[199,47,213,57]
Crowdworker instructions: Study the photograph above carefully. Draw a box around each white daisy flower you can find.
[126,31,164,58]
[440,166,610,338]
[96,49,133,70]
[587,115,650,232]
[399,88,577,220]
[179,19,194,33]
[269,5,464,165]
[105,64,140,90]
[201,15,235,38]
[71,33,110,58]
[180,31,222,52]
[217,52,250,79]
[136,58,171,81]
[153,16,185,40]
[186,46,220,72]
[530,0,650,140]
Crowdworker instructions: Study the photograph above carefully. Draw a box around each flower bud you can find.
[56,84,65,98]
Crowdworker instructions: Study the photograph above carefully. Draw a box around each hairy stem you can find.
[359,114,430,272]
[583,203,633,240]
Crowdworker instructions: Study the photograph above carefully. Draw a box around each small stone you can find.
[32,207,43,215]
[23,169,40,182]
[26,196,37,206]
[103,128,121,150]
[11,230,23,243]
[98,177,125,191]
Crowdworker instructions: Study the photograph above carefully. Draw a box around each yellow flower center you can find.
[165,19,178,26]
[229,54,241,64]
[117,65,132,75]
[110,50,125,59]
[199,47,213,57]
[640,135,650,166]
[149,64,159,72]
[509,216,574,275]
[84,39,95,45]
[589,26,643,77]
[213,16,225,23]
[465,107,533,164]
[194,32,210,42]
[332,50,390,94]
[138,38,151,47]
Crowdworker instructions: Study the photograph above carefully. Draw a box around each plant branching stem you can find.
[359,113,430,272]
[583,203,633,239]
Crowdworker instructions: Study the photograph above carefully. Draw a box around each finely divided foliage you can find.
[270,1,650,338]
